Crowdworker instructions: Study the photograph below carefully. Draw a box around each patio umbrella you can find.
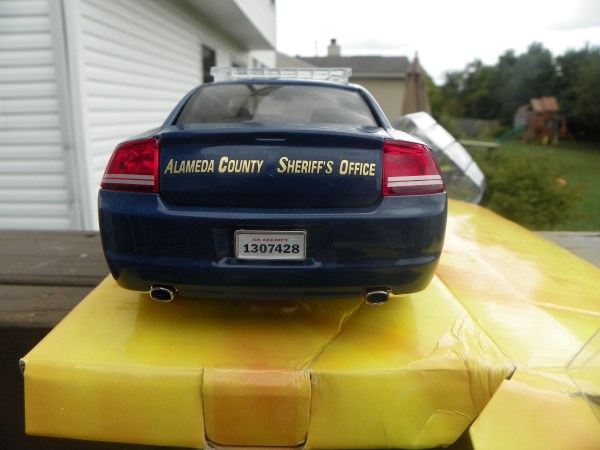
[401,53,431,115]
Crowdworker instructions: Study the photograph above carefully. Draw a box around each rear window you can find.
[175,83,378,126]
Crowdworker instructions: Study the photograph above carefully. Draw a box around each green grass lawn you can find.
[469,140,600,230]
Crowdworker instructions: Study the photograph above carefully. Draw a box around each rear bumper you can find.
[98,191,447,298]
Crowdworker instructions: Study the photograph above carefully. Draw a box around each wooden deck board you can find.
[0,231,106,286]
[536,231,600,268]
[0,231,160,449]
[0,231,106,328]
[0,285,94,328]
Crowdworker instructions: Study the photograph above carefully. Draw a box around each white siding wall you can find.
[234,0,276,48]
[0,0,77,229]
[0,0,275,231]
[71,0,202,228]
[72,0,264,229]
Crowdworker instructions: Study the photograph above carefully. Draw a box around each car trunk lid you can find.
[158,125,385,209]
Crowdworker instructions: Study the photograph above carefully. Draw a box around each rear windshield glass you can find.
[175,83,378,126]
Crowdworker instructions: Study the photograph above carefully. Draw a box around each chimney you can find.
[327,38,340,57]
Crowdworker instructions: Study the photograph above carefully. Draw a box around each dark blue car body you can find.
[98,72,447,300]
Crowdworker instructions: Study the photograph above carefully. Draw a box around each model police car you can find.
[98,68,447,303]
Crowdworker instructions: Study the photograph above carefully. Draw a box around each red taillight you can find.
[382,140,445,196]
[101,138,159,192]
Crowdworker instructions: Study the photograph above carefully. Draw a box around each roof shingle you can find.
[298,55,410,78]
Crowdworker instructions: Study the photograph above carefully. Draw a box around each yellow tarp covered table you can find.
[22,201,600,449]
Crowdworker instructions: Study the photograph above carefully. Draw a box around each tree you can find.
[433,42,600,140]
[486,43,559,126]
[460,60,499,120]
[557,45,600,139]
[431,70,465,119]
[493,50,519,122]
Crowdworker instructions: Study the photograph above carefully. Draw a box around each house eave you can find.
[185,0,275,50]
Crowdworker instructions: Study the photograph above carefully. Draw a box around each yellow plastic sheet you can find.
[438,201,600,368]
[470,369,600,450]
[568,329,600,424]
[438,201,600,449]
[306,277,513,449]
[23,275,512,448]
[22,200,600,448]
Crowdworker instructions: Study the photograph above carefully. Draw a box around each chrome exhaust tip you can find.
[364,289,390,305]
[149,285,176,302]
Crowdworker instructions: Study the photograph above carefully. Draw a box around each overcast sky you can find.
[276,0,600,83]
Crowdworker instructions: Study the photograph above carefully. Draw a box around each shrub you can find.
[477,152,586,230]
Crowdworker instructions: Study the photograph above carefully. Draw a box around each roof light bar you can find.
[210,67,352,83]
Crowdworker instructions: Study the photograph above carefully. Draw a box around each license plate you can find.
[235,230,306,260]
